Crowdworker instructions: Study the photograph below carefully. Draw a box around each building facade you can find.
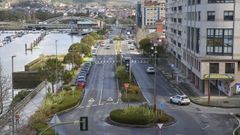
[166,0,240,96]
[136,0,165,29]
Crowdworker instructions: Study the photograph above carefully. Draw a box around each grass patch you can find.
[110,106,173,125]
[29,87,83,134]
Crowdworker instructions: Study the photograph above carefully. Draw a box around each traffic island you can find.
[107,106,175,128]
[116,65,146,103]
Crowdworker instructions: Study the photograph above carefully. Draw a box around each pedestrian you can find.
[15,111,20,125]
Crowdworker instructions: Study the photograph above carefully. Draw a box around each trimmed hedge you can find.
[110,106,172,125]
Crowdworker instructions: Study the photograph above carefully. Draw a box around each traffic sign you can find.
[157,123,163,129]
[107,97,113,102]
[80,117,88,131]
[159,102,164,109]
[124,83,129,90]
[50,114,61,124]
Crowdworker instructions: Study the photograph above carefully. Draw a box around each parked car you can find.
[146,66,155,74]
[92,49,97,56]
[169,95,190,105]
[105,45,110,49]
[109,40,113,44]
[129,45,135,50]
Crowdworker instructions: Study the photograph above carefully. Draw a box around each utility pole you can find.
[153,43,157,112]
[11,55,16,135]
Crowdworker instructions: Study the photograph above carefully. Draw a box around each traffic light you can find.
[124,58,130,72]
[80,117,88,131]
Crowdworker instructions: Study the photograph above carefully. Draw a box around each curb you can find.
[56,88,85,116]
[158,66,240,108]
[106,116,176,128]
[233,115,240,135]
[189,98,240,109]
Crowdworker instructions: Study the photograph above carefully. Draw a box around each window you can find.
[208,0,234,3]
[178,31,182,36]
[178,6,182,11]
[207,11,215,21]
[224,11,234,21]
[225,63,235,73]
[206,29,233,55]
[210,63,219,73]
[178,18,182,23]
[178,42,181,48]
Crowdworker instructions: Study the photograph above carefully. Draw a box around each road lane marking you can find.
[202,124,210,129]
[98,65,105,106]
[201,114,208,118]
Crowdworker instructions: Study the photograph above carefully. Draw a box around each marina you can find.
[0,30,82,75]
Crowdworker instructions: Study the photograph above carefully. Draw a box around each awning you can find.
[203,74,234,80]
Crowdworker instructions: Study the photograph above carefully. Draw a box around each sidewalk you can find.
[19,84,49,125]
[157,56,240,108]
[0,83,50,134]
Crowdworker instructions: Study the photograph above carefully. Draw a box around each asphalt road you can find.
[54,27,239,135]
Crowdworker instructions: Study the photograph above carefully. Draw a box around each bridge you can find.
[23,16,103,30]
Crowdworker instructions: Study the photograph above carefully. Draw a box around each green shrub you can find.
[236,128,240,135]
[12,90,31,105]
[128,85,139,94]
[116,65,129,82]
[30,89,82,134]
[110,106,172,125]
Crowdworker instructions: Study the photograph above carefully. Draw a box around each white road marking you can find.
[98,65,105,106]
[202,124,210,129]
[201,114,208,119]
[107,97,113,102]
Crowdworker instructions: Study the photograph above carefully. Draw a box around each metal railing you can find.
[0,81,46,128]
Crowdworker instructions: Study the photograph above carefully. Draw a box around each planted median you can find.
[116,65,145,102]
[29,87,83,134]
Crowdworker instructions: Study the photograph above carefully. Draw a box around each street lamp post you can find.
[11,55,16,135]
[55,40,58,93]
[151,43,157,112]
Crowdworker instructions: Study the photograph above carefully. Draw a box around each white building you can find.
[138,0,165,29]
[166,0,240,96]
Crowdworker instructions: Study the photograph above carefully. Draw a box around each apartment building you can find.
[136,0,165,29]
[166,0,240,96]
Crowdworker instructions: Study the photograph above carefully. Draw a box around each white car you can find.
[92,49,97,56]
[146,66,155,74]
[129,45,135,50]
[169,95,190,105]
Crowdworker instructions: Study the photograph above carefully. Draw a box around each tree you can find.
[68,43,80,53]
[79,42,91,56]
[63,52,83,68]
[97,28,107,35]
[0,61,10,114]
[62,71,73,85]
[40,59,64,93]
[139,38,153,54]
[81,35,96,46]
[89,32,99,40]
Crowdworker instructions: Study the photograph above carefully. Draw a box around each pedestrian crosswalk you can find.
[94,59,150,64]
[94,56,151,65]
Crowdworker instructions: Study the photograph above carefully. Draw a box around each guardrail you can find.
[0,81,46,128]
